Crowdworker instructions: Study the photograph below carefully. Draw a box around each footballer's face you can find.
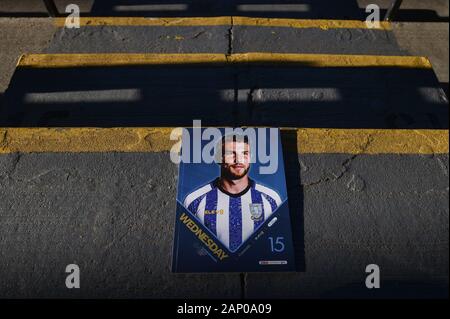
[221,140,251,180]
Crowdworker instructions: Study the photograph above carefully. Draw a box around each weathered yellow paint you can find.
[17,53,228,68]
[17,53,432,69]
[0,128,173,153]
[294,128,449,154]
[227,53,432,68]
[53,16,391,30]
[1,128,447,154]
[232,17,392,30]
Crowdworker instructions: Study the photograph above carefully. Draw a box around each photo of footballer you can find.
[183,134,282,252]
[172,127,295,273]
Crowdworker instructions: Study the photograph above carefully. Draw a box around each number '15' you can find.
[268,237,285,252]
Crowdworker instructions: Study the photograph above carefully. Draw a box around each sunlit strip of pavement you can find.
[0,128,447,155]
[53,17,392,30]
[17,53,432,69]
[5,52,445,129]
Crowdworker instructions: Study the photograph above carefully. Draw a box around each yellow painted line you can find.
[54,16,391,30]
[232,17,392,30]
[227,53,432,68]
[0,128,173,153]
[294,129,448,154]
[17,53,228,68]
[17,53,432,69]
[1,128,447,155]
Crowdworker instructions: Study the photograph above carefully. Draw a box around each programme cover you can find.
[172,127,295,272]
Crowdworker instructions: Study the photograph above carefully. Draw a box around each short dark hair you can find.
[214,133,250,163]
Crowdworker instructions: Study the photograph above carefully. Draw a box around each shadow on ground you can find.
[2,64,448,129]
[281,129,305,272]
[0,0,448,22]
[88,0,450,22]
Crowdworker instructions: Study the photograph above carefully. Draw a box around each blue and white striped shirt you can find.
[184,178,282,251]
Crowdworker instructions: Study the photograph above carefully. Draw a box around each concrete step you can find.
[0,16,448,299]
[46,17,405,55]
[2,53,448,128]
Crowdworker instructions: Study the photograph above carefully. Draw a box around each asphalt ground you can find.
[0,152,448,298]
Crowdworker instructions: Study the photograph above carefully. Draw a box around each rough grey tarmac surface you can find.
[233,26,406,55]
[0,152,241,298]
[46,25,405,56]
[0,152,448,298]
[46,26,230,54]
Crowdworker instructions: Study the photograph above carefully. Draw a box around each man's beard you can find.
[221,165,250,180]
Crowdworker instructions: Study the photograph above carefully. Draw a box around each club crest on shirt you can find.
[249,203,263,221]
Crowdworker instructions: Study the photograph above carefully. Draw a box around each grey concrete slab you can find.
[0,18,56,93]
[46,26,229,54]
[233,26,406,55]
[392,22,449,88]
[0,152,447,298]
[0,152,241,298]
[245,153,449,299]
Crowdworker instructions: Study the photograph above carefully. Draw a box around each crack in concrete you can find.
[2,167,82,186]
[226,17,239,125]
[436,156,448,177]
[0,152,21,185]
[8,153,21,176]
[380,188,449,197]
[302,134,374,188]
[227,16,234,55]
[191,30,206,39]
